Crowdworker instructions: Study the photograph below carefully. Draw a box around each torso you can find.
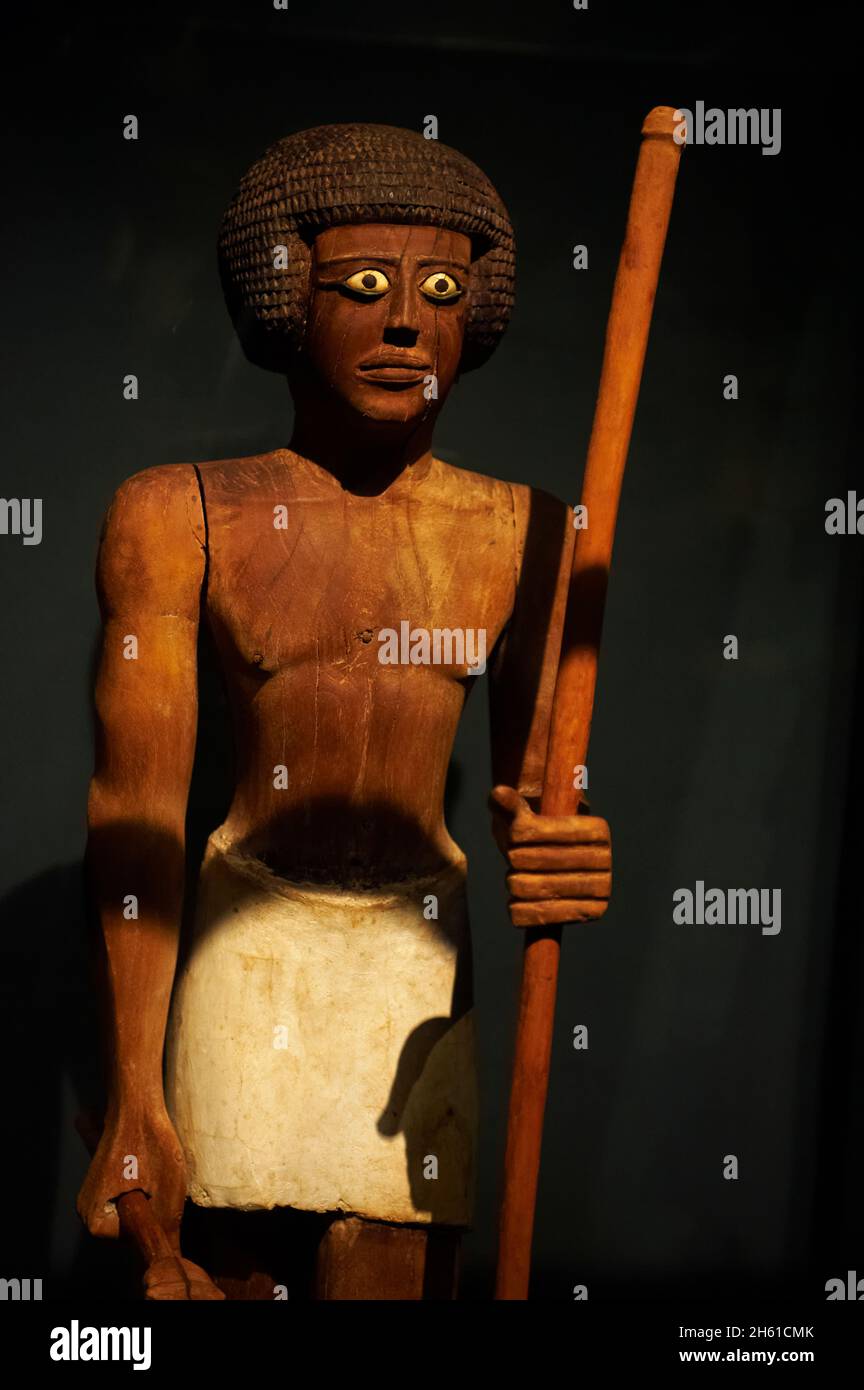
[197,449,525,885]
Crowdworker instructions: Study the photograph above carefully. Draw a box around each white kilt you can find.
[165,831,477,1227]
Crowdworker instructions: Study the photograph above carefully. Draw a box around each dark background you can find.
[0,1,860,1302]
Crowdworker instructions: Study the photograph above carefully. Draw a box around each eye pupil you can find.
[361,273,378,289]
[434,278,449,293]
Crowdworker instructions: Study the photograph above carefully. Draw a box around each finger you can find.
[508,844,611,871]
[144,1257,225,1302]
[507,871,611,901]
[488,784,532,820]
[81,1201,120,1240]
[144,1257,193,1301]
[508,814,610,846]
[183,1261,226,1300]
[489,785,534,855]
[510,898,609,927]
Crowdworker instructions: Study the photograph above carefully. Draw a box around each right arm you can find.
[77,464,206,1239]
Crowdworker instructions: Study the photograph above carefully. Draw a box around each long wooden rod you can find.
[495,106,684,1300]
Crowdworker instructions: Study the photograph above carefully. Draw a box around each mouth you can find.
[357,355,432,386]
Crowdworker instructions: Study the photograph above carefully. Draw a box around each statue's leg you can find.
[314,1216,460,1300]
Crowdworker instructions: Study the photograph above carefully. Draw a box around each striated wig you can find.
[218,123,515,375]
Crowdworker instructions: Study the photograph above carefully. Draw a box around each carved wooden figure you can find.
[77,125,612,1300]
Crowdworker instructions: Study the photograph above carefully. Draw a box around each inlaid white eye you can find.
[343,268,391,296]
[419,272,462,303]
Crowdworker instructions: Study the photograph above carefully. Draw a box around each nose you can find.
[383,273,421,345]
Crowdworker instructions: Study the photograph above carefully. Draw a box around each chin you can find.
[346,385,435,426]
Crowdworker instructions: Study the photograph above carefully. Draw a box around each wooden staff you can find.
[495,106,685,1300]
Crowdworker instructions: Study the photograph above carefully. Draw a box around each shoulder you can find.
[431,459,571,565]
[194,449,288,499]
[103,463,204,534]
[102,449,288,538]
[507,480,571,529]
[429,456,512,506]
[97,463,206,613]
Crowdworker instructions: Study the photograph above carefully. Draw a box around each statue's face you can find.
[301,223,472,424]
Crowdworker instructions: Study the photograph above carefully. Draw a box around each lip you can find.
[360,368,428,384]
[358,355,432,384]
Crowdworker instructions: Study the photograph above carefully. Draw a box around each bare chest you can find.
[201,474,517,683]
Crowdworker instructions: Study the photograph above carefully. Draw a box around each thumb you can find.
[489,785,532,855]
[489,785,531,820]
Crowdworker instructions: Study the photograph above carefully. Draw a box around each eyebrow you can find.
[316,254,470,272]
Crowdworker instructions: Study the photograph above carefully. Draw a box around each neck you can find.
[287,383,437,493]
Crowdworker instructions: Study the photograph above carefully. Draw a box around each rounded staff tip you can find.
[641,106,685,141]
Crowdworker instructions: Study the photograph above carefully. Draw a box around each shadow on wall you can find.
[0,859,140,1296]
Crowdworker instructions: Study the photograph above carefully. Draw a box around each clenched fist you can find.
[77,1106,187,1242]
[489,785,612,927]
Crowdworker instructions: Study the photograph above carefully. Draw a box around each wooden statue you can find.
[77,123,613,1300]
